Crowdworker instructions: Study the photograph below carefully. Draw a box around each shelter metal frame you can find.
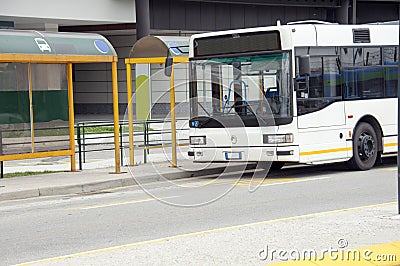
[125,56,189,167]
[0,31,121,174]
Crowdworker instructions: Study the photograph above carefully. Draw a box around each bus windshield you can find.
[189,52,292,127]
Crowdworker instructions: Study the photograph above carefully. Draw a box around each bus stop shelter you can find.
[0,30,121,174]
[125,36,189,167]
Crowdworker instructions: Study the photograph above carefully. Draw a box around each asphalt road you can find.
[0,158,398,265]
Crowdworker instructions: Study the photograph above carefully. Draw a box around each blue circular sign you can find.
[168,42,181,56]
[94,40,109,54]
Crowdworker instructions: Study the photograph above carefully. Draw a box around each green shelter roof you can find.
[0,29,116,57]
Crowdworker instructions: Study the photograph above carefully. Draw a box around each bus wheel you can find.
[347,122,378,171]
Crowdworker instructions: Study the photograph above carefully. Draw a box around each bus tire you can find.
[347,122,378,171]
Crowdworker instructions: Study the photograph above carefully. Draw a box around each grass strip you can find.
[3,170,62,178]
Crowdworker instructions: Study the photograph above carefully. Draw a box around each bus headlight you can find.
[190,136,206,145]
[263,134,293,144]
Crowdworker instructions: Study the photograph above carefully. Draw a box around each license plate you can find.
[225,152,242,160]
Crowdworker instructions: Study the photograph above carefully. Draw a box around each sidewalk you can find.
[0,159,229,201]
[1,142,190,174]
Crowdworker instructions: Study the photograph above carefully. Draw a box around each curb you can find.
[0,163,234,201]
[0,189,40,201]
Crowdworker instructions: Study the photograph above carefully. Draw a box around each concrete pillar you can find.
[45,23,58,32]
[14,23,58,31]
[337,0,349,24]
[135,0,150,40]
[351,0,357,24]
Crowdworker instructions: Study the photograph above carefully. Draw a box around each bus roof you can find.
[189,22,399,58]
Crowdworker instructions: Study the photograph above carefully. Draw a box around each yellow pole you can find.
[112,61,121,173]
[169,63,177,167]
[67,63,76,171]
[126,63,134,166]
[28,63,34,153]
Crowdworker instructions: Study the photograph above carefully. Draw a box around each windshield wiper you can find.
[244,103,256,116]
[197,102,210,116]
[229,102,257,117]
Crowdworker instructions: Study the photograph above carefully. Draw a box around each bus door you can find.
[295,54,347,163]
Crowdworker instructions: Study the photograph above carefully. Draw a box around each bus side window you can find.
[296,54,342,115]
[383,47,398,97]
[342,47,397,99]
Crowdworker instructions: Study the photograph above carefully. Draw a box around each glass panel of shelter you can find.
[31,64,69,153]
[0,63,70,156]
[0,63,32,155]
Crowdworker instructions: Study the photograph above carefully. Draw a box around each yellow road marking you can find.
[194,176,330,188]
[0,195,59,205]
[379,167,397,171]
[67,196,178,210]
[16,202,396,265]
[179,178,223,187]
[234,178,292,187]
[179,177,299,187]
[237,176,331,187]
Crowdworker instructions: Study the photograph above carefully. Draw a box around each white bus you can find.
[187,21,399,170]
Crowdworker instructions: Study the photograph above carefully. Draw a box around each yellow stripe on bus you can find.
[300,147,352,156]
[384,142,397,147]
[300,142,397,156]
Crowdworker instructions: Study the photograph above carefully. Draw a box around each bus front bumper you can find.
[188,146,300,163]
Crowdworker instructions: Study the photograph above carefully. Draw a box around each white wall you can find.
[0,0,135,26]
[73,34,135,107]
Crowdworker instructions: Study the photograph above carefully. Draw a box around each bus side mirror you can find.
[298,55,311,76]
[164,56,173,77]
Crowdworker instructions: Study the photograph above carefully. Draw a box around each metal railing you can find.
[0,119,189,175]
[0,126,71,178]
[75,119,189,170]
